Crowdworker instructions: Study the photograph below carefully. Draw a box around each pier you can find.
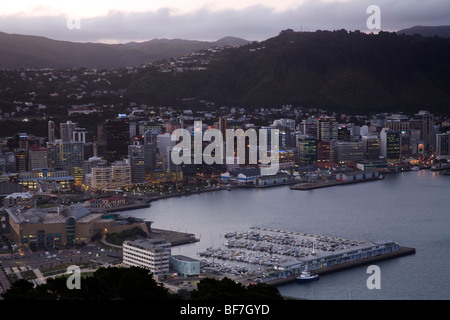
[259,246,416,287]
[290,177,381,190]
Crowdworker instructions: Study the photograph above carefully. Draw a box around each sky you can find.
[0,0,449,43]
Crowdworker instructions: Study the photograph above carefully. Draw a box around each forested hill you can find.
[127,29,450,115]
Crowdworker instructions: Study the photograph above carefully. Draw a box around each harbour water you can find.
[127,170,450,300]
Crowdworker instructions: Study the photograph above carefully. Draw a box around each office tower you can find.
[46,140,84,169]
[361,136,381,160]
[14,149,30,173]
[385,114,409,133]
[29,146,48,170]
[157,133,175,157]
[48,121,56,143]
[105,119,130,162]
[60,121,77,142]
[297,136,317,165]
[73,128,88,143]
[380,128,401,161]
[338,127,351,142]
[317,140,331,163]
[111,161,131,188]
[410,110,435,149]
[436,131,450,160]
[128,144,146,184]
[317,117,338,141]
[336,141,364,165]
[218,117,227,142]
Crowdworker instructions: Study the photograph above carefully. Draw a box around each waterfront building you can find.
[436,131,450,160]
[336,141,364,165]
[254,172,291,187]
[380,129,401,162]
[409,110,435,149]
[361,136,381,160]
[297,136,317,165]
[5,205,149,249]
[170,255,201,277]
[123,239,171,275]
[336,170,380,182]
[316,141,331,163]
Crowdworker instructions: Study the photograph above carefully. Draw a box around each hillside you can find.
[127,29,450,115]
[0,32,249,69]
[396,26,450,38]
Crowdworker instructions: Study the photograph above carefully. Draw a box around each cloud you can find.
[0,0,449,43]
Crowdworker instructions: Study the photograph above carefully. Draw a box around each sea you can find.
[126,170,450,300]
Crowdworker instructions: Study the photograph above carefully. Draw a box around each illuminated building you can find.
[123,239,171,275]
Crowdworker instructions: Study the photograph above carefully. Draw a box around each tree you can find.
[189,277,283,300]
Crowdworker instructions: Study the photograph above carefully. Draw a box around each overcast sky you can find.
[0,0,449,43]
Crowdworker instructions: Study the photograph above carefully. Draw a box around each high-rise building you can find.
[73,128,88,144]
[218,117,227,142]
[361,136,381,160]
[60,121,77,142]
[317,141,331,163]
[336,141,364,165]
[14,149,30,173]
[297,136,317,165]
[317,117,338,141]
[409,110,435,150]
[128,144,146,184]
[29,146,48,170]
[436,131,450,160]
[46,140,84,169]
[105,119,130,162]
[386,114,409,133]
[48,121,56,143]
[380,129,401,162]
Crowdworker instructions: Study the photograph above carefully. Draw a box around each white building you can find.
[123,239,171,275]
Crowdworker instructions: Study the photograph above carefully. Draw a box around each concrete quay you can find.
[260,246,416,287]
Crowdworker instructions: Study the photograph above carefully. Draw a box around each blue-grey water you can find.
[128,170,450,300]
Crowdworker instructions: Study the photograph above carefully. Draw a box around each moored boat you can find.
[296,268,319,282]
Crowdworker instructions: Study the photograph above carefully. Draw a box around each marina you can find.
[197,227,415,285]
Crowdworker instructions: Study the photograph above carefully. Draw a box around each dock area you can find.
[260,246,416,287]
[290,177,381,190]
[148,228,199,246]
[198,227,415,287]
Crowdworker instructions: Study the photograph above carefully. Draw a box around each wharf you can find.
[290,177,380,190]
[261,246,416,287]
[148,228,199,246]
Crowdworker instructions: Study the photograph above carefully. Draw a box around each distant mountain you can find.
[396,26,450,38]
[127,29,450,115]
[0,32,249,69]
